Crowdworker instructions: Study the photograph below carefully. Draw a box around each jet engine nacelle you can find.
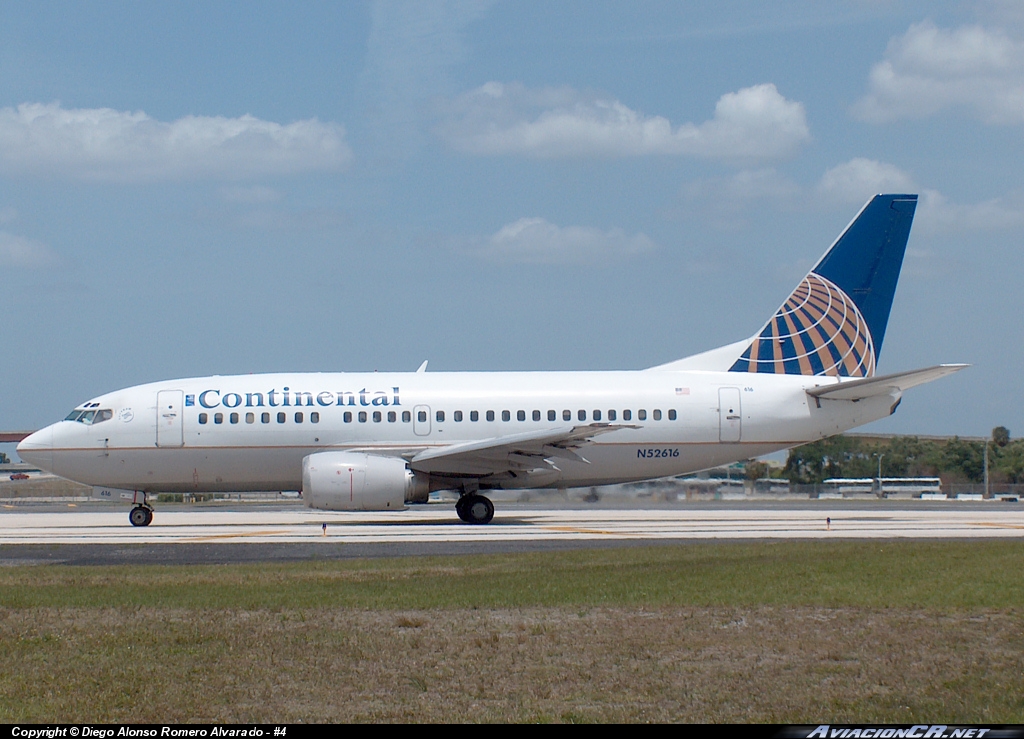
[302,451,429,511]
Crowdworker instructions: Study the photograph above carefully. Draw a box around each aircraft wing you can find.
[409,423,635,476]
[806,364,968,401]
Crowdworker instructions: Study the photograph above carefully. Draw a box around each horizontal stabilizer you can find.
[806,364,968,401]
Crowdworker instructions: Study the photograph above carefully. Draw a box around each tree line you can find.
[781,427,1024,485]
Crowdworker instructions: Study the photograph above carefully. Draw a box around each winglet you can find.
[416,360,428,373]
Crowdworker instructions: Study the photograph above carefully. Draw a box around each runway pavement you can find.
[1,501,1023,566]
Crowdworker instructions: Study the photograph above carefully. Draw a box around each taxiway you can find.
[1,501,1022,565]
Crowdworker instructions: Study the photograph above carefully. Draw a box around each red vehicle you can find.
[9,473,29,481]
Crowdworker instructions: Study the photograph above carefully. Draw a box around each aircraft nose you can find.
[16,426,53,471]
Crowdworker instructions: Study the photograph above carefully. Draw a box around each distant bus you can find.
[878,477,942,496]
[822,477,942,496]
[822,478,874,494]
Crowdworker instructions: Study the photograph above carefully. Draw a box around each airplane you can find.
[17,193,966,527]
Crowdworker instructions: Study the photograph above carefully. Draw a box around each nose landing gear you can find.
[129,505,153,527]
[129,492,154,527]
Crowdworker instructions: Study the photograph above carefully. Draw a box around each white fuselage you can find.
[18,369,898,494]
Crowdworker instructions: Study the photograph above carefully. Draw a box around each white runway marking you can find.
[3,505,1024,544]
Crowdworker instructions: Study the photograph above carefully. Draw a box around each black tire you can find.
[463,494,494,525]
[455,496,469,522]
[129,506,151,527]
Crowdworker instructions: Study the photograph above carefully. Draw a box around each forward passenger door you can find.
[156,390,184,447]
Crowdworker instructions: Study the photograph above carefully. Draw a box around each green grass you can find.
[1,540,1021,610]
[1,541,1022,723]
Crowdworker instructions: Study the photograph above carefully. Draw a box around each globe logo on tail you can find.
[729,272,875,377]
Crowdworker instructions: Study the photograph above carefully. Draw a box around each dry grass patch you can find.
[1,605,1022,723]
[2,541,1023,722]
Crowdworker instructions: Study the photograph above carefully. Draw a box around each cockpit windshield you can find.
[65,407,112,425]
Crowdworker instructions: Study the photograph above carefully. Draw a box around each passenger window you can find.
[311,412,320,424]
[436,410,445,422]
[246,412,255,424]
[277,412,286,423]
[295,412,303,423]
[653,409,662,421]
[608,410,616,421]
[387,411,396,422]
[215,413,224,424]
[402,411,411,422]
[199,413,208,424]
[418,410,427,422]
[593,410,601,421]
[532,410,540,421]
[344,412,353,423]
[262,412,270,424]
[502,410,511,422]
[623,410,632,421]
[358,411,367,423]
[454,410,463,422]
[470,411,479,422]
[563,410,571,421]
[578,410,586,421]
[668,409,677,421]
[517,410,526,422]
[487,411,495,422]
[548,410,556,421]
[230,412,239,424]
[638,409,647,421]
[373,411,381,422]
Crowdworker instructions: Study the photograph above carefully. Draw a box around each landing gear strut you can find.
[129,505,153,527]
[456,493,494,525]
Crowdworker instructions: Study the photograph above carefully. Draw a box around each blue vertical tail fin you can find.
[727,193,917,377]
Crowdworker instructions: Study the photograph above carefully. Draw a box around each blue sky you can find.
[2,1,1023,450]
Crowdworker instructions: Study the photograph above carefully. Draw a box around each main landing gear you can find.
[456,494,494,525]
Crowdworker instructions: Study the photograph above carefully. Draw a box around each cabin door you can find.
[156,390,184,447]
[718,387,742,443]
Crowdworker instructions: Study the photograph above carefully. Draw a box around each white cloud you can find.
[916,188,1024,233]
[437,82,809,161]
[817,158,917,203]
[817,158,1024,233]
[0,103,351,182]
[0,231,58,268]
[671,169,802,229]
[471,217,656,264]
[681,168,801,205]
[854,21,1024,123]
[358,0,493,157]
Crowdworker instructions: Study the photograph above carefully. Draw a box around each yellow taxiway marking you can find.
[542,525,633,536]
[184,530,292,542]
[974,522,1024,530]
